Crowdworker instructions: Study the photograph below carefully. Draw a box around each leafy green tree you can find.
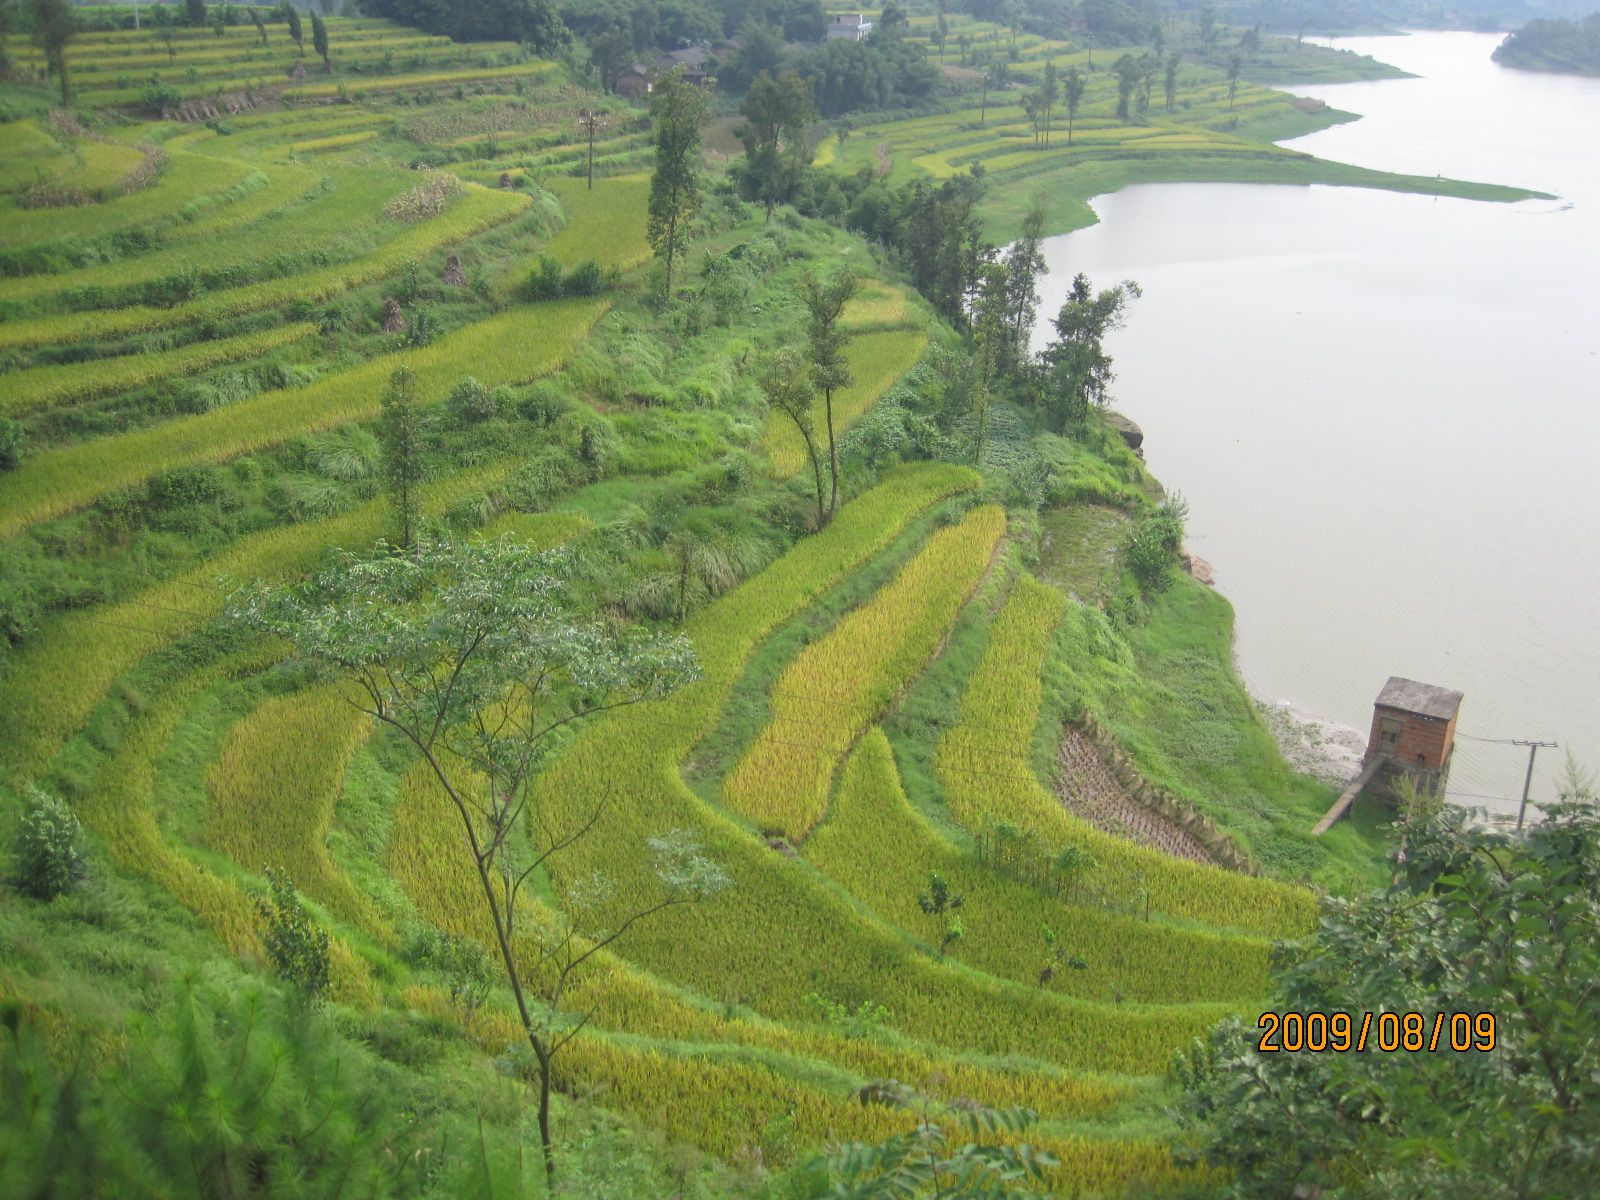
[799,269,858,522]
[254,866,331,1001]
[590,28,630,93]
[226,537,719,1187]
[1000,196,1048,369]
[1038,924,1088,987]
[1063,66,1084,145]
[208,7,225,35]
[1164,52,1179,112]
[1176,782,1600,1200]
[377,365,423,549]
[759,347,827,527]
[26,0,76,106]
[1227,51,1242,109]
[310,8,329,68]
[1038,272,1140,431]
[10,785,86,901]
[647,68,709,297]
[1112,52,1141,120]
[184,0,205,26]
[916,870,966,957]
[737,68,817,223]
[249,5,266,43]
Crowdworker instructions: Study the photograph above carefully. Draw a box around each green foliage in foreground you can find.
[0,981,453,1198]
[1176,783,1600,1200]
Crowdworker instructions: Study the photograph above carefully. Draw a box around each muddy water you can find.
[1033,31,1600,820]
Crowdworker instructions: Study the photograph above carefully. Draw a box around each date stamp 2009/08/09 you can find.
[1256,1011,1497,1054]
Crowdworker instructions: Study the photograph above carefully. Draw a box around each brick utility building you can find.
[1364,676,1463,803]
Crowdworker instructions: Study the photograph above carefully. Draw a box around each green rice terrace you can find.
[0,5,1558,1198]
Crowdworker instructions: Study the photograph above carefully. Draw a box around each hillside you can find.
[0,7,1536,1197]
[1493,13,1600,73]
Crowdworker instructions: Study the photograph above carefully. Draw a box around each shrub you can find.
[255,867,331,1001]
[445,375,501,425]
[563,258,604,297]
[0,419,22,471]
[522,252,565,301]
[12,786,88,901]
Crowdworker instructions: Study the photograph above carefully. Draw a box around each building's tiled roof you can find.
[1376,676,1463,720]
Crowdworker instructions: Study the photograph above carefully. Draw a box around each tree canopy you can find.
[1177,780,1600,1200]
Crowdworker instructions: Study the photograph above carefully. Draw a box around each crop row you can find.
[56,40,481,87]
[0,165,404,310]
[206,683,390,942]
[936,575,1318,938]
[518,466,1240,1073]
[723,505,1007,840]
[0,459,528,782]
[764,329,928,478]
[808,728,1273,1003]
[1,323,319,416]
[1,149,253,251]
[386,695,1133,1122]
[289,130,380,153]
[72,659,379,1008]
[81,60,559,109]
[0,296,605,537]
[0,183,529,349]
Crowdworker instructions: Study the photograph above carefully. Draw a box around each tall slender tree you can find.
[249,5,267,44]
[1064,67,1085,145]
[1164,52,1179,112]
[1040,60,1058,146]
[1113,53,1141,120]
[310,10,329,69]
[1001,196,1048,368]
[800,270,858,522]
[969,259,1009,465]
[27,0,77,106]
[647,68,709,297]
[225,539,722,1189]
[1227,52,1242,109]
[378,366,423,549]
[760,347,827,527]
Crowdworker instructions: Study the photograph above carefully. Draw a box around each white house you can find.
[826,13,873,41]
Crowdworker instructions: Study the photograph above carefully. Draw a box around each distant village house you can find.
[826,13,873,41]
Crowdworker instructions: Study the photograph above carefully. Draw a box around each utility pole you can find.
[577,108,607,191]
[1512,739,1558,833]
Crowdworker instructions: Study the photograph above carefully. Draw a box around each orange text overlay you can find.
[1256,1011,1498,1053]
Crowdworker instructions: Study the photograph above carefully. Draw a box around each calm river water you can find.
[1033,31,1600,820]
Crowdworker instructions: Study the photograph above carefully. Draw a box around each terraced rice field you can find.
[0,16,1376,1192]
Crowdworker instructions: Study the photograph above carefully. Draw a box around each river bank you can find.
[1030,31,1600,821]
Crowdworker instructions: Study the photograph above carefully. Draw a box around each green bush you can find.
[11,787,88,901]
[444,375,501,425]
[255,867,331,1002]
[0,419,22,472]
